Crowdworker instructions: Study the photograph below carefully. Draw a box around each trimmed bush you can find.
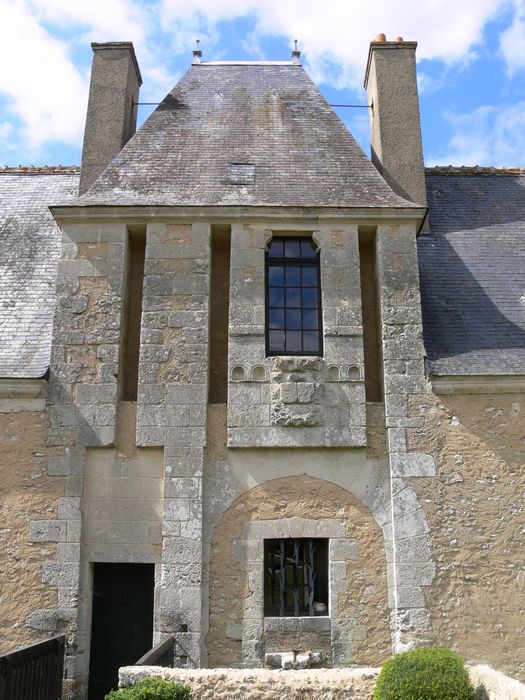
[105,676,192,700]
[374,646,476,700]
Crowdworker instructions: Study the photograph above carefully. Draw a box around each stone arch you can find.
[231,365,246,381]
[207,475,390,669]
[251,365,267,382]
[325,365,340,382]
[347,364,361,381]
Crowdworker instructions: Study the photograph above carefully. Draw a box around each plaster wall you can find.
[206,476,391,669]
[204,402,393,668]
[0,407,64,653]
[405,392,525,681]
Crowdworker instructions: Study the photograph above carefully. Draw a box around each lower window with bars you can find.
[264,538,329,617]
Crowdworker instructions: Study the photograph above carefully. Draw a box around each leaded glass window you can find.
[266,236,322,356]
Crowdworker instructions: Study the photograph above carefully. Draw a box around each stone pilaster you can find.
[376,223,435,651]
[40,223,128,696]
[137,222,211,666]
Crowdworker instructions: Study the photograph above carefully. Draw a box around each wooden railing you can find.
[135,636,175,667]
[0,636,65,700]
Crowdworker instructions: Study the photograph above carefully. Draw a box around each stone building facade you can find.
[0,37,524,699]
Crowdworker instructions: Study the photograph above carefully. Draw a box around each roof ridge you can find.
[197,61,298,66]
[0,165,80,175]
[425,165,525,176]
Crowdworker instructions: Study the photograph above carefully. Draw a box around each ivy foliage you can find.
[105,676,192,700]
[374,647,476,700]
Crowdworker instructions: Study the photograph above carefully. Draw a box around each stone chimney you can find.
[364,35,426,207]
[79,42,142,195]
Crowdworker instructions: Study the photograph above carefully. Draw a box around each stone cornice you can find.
[431,374,525,394]
[0,378,47,412]
[50,204,426,227]
[0,378,47,399]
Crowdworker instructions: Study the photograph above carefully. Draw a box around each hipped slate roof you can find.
[420,167,525,375]
[74,62,417,209]
[0,167,79,378]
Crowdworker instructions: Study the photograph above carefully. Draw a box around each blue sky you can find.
[1,0,525,167]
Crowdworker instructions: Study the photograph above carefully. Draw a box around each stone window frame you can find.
[233,517,351,666]
[265,234,323,357]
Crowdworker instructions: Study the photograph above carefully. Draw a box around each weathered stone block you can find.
[29,520,67,543]
[166,384,207,405]
[384,373,427,395]
[330,538,358,561]
[392,487,424,519]
[42,561,80,587]
[162,537,202,563]
[387,428,406,453]
[164,477,201,499]
[58,497,82,520]
[76,383,117,405]
[391,452,436,477]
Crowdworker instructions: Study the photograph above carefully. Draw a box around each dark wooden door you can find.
[88,563,154,700]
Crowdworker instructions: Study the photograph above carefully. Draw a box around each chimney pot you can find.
[292,39,301,64]
[374,33,387,42]
[394,36,404,43]
[193,39,202,63]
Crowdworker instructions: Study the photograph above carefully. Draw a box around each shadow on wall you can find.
[419,175,525,372]
[436,392,525,475]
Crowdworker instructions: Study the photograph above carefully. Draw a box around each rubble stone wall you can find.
[121,666,380,700]
[406,392,525,681]
[206,475,390,669]
[0,406,63,652]
[119,665,525,700]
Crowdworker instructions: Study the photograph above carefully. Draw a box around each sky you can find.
[1,0,525,168]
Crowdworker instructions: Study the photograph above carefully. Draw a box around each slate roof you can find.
[420,167,525,375]
[73,61,418,209]
[0,167,79,378]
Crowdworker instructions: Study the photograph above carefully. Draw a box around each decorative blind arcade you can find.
[266,237,322,355]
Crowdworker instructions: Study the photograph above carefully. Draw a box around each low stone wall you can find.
[119,664,525,700]
[119,667,380,699]
[468,665,525,700]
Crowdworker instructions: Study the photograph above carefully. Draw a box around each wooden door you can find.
[88,563,154,700]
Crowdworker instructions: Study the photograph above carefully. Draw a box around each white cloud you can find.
[0,122,13,140]
[417,72,446,96]
[160,0,509,88]
[0,0,88,150]
[0,0,523,164]
[0,0,168,157]
[26,0,150,56]
[499,0,525,75]
[428,102,525,166]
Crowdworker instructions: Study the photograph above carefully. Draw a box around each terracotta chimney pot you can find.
[394,36,404,43]
[374,33,387,42]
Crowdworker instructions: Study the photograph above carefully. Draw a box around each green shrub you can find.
[374,646,476,700]
[105,676,192,700]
